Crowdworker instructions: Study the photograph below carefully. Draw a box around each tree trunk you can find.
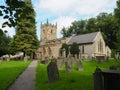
[23,51,27,61]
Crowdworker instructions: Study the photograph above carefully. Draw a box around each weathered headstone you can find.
[62,48,66,58]
[57,57,64,69]
[102,70,120,90]
[76,59,83,70]
[47,59,59,83]
[24,56,28,61]
[109,66,117,70]
[93,67,103,90]
[69,55,73,67]
[65,57,72,72]
[94,67,120,90]
[41,57,49,64]
[75,55,83,70]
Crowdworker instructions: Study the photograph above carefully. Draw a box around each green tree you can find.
[114,0,120,50]
[0,31,11,57]
[0,0,25,29]
[61,20,87,37]
[97,13,118,49]
[86,18,98,33]
[70,42,80,57]
[14,0,39,59]
[61,27,68,37]
[8,37,17,55]
[71,20,86,35]
[114,0,120,25]
[61,12,118,49]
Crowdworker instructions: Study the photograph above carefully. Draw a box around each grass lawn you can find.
[36,59,120,90]
[0,60,31,90]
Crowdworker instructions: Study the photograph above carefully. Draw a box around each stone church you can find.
[36,21,111,60]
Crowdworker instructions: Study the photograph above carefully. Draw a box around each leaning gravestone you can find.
[76,59,83,70]
[93,67,103,90]
[57,57,64,69]
[75,55,83,70]
[47,59,59,83]
[65,57,72,72]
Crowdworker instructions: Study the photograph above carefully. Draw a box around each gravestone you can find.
[93,68,120,90]
[65,59,71,72]
[96,56,105,62]
[41,57,49,64]
[69,55,73,68]
[64,55,73,72]
[24,56,28,61]
[93,68,103,90]
[75,55,83,70]
[102,70,120,90]
[47,59,59,83]
[109,66,117,70]
[57,57,64,69]
[76,59,83,70]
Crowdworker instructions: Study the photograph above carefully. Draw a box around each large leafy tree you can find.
[97,13,118,49]
[13,0,39,59]
[114,0,120,50]
[71,20,86,35]
[61,12,118,49]
[86,18,98,33]
[70,42,80,57]
[8,37,17,55]
[0,30,11,57]
[61,27,69,38]
[0,0,28,29]
[61,20,87,37]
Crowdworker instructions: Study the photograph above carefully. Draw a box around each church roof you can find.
[67,31,100,45]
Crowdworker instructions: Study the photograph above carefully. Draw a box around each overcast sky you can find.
[0,0,117,40]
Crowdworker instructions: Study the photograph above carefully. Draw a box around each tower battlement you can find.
[40,19,57,44]
[41,19,57,28]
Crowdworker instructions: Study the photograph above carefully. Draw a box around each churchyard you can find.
[36,58,120,90]
[0,58,120,90]
[0,61,31,90]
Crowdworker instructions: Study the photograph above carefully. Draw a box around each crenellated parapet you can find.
[40,19,57,44]
[41,19,57,28]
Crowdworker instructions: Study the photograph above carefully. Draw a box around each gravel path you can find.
[8,60,37,90]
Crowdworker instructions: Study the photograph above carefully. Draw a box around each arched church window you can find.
[100,40,103,53]
[98,39,103,53]
[98,41,100,52]
[82,46,84,54]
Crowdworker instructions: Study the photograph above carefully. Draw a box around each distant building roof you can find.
[67,31,100,45]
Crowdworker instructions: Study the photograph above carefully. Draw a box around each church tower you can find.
[40,19,57,44]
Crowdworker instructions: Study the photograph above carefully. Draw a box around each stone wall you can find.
[37,24,111,60]
[37,38,68,60]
